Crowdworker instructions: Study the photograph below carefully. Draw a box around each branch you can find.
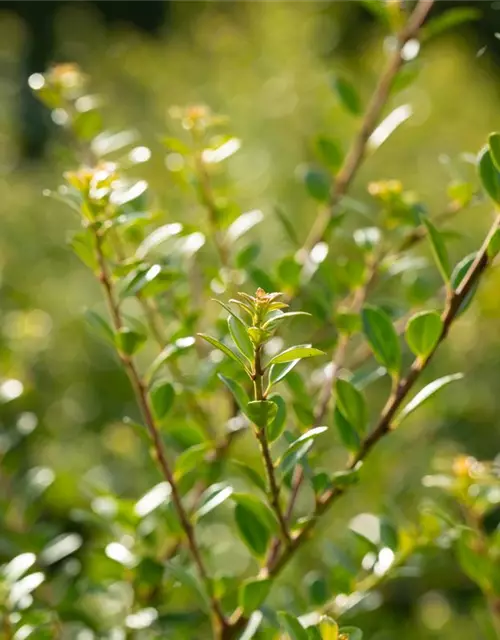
[225,212,500,639]
[253,346,291,546]
[91,227,228,636]
[302,0,435,255]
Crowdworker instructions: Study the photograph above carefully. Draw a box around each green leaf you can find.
[333,76,362,116]
[115,327,146,355]
[267,395,287,443]
[405,311,443,358]
[226,209,264,243]
[318,616,339,640]
[229,460,267,493]
[487,228,500,259]
[282,426,328,457]
[303,168,331,202]
[315,136,343,171]
[145,336,195,383]
[489,133,500,173]
[239,578,272,616]
[84,309,114,344]
[262,311,311,330]
[268,359,300,388]
[335,379,367,435]
[165,561,210,612]
[478,146,500,205]
[228,316,254,362]
[150,381,175,419]
[361,306,401,375]
[195,484,234,520]
[331,467,361,488]
[275,206,300,247]
[339,627,363,640]
[334,407,360,452]
[279,612,308,640]
[451,253,478,314]
[422,218,451,283]
[197,333,249,370]
[232,493,277,556]
[246,400,278,428]
[174,443,211,480]
[268,345,325,366]
[236,243,261,268]
[217,374,250,413]
[421,7,480,41]
[396,373,464,426]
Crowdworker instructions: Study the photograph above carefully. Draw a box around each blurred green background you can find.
[1,2,500,638]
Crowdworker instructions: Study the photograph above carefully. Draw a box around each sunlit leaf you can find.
[268,359,301,388]
[396,373,464,426]
[228,316,254,361]
[405,311,443,358]
[197,333,249,370]
[268,345,325,366]
[218,374,250,413]
[195,484,234,520]
[239,578,272,616]
[422,218,451,283]
[246,400,278,428]
[361,306,401,376]
[226,210,264,243]
[478,146,500,204]
[278,612,308,640]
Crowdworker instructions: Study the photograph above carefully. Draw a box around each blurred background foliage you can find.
[1,1,500,639]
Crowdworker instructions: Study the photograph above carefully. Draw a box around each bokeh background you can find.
[1,2,500,638]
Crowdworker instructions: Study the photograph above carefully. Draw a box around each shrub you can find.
[2,2,500,639]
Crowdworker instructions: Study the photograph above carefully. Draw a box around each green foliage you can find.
[4,7,500,639]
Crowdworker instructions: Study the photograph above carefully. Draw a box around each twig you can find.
[302,0,435,255]
[224,213,500,638]
[253,345,291,546]
[91,226,227,637]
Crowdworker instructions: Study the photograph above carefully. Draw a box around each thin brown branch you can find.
[302,0,435,255]
[92,227,227,636]
[225,213,500,638]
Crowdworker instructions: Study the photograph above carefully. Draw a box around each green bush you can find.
[1,2,500,639]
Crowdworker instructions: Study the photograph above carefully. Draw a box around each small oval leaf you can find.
[405,310,443,358]
[246,400,278,428]
[335,379,367,435]
[361,306,401,376]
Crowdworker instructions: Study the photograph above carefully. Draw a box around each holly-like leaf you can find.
[405,310,443,358]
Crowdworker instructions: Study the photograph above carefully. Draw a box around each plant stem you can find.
[253,345,291,546]
[224,213,500,639]
[302,0,435,255]
[91,226,227,637]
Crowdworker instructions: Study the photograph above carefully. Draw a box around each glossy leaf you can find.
[268,359,300,388]
[335,379,367,435]
[174,443,211,480]
[268,345,325,366]
[334,407,360,452]
[115,327,146,356]
[150,381,175,419]
[195,484,233,520]
[226,210,264,243]
[239,578,272,616]
[197,333,248,369]
[396,373,464,426]
[361,306,401,375]
[218,374,250,413]
[422,218,451,283]
[246,400,278,428]
[405,310,443,358]
[318,617,339,640]
[451,252,478,314]
[145,336,195,383]
[262,311,311,330]
[478,146,500,204]
[279,612,308,640]
[232,493,277,556]
[228,316,254,361]
[266,394,287,443]
[489,132,500,172]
